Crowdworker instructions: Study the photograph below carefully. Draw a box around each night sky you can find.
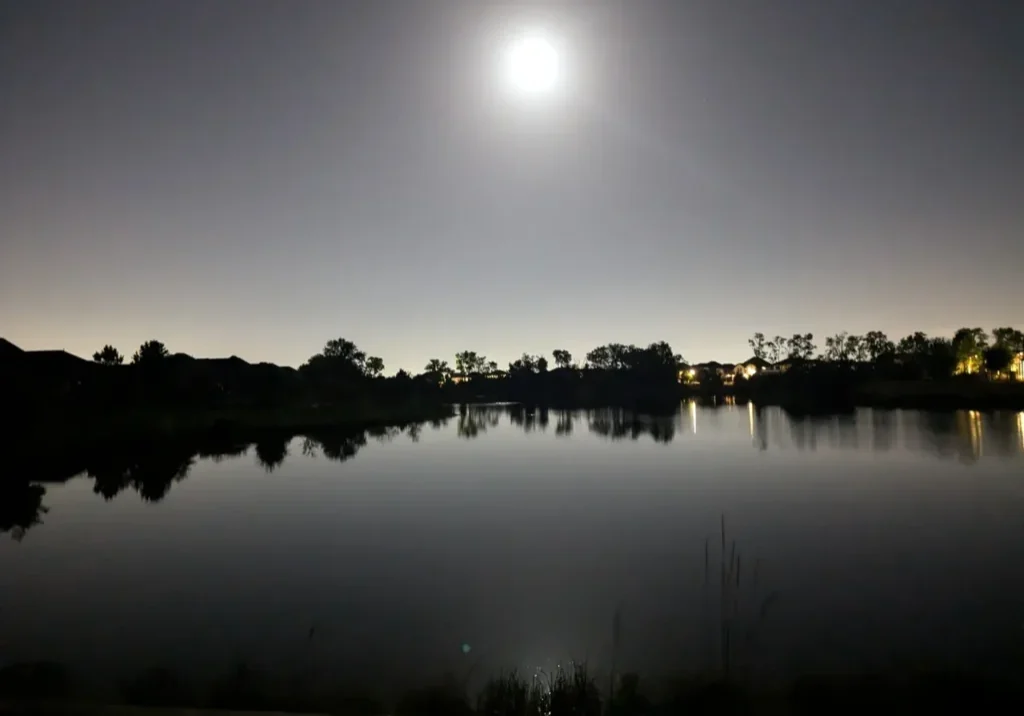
[2,1,1021,371]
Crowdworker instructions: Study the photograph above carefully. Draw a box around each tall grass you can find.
[705,514,778,682]
[477,663,600,716]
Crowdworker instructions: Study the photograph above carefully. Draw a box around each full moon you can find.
[501,31,563,98]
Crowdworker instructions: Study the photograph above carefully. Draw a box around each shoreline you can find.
[2,659,1021,713]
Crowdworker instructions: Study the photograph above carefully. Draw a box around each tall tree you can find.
[762,336,787,363]
[607,343,631,369]
[983,346,1012,376]
[423,358,450,385]
[897,332,931,357]
[509,353,545,374]
[844,334,868,362]
[748,332,768,360]
[552,349,573,369]
[862,331,895,361]
[364,356,385,377]
[770,336,787,363]
[586,346,612,370]
[992,327,1024,354]
[455,351,480,375]
[322,338,366,369]
[923,338,957,379]
[822,332,851,361]
[787,333,816,359]
[425,358,450,376]
[645,341,677,367]
[93,345,124,365]
[132,340,169,365]
[300,338,372,382]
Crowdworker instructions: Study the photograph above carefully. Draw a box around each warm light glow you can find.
[744,365,757,378]
[967,410,983,460]
[501,31,563,98]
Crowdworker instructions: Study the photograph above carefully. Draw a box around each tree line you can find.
[92,327,1023,385]
[748,327,1024,378]
[419,342,683,383]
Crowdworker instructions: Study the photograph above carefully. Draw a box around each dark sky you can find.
[2,1,1022,370]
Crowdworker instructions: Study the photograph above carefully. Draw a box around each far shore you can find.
[13,401,455,451]
[11,379,1023,454]
[852,378,1024,410]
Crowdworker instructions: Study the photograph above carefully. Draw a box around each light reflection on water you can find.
[1,403,1024,692]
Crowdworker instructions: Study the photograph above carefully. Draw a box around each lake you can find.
[2,403,1024,697]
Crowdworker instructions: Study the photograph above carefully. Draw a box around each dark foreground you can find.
[3,661,1023,715]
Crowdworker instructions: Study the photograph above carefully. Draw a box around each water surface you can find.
[3,404,1024,692]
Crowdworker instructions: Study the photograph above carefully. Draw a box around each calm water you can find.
[3,403,1024,693]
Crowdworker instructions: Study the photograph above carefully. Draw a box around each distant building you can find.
[678,358,768,384]
[736,356,770,379]
[0,337,25,361]
[770,356,818,373]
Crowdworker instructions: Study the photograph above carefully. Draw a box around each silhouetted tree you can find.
[844,334,868,362]
[897,332,931,357]
[862,331,895,361]
[364,356,385,377]
[509,353,546,374]
[923,338,958,379]
[92,345,124,365]
[983,346,1013,376]
[748,332,768,360]
[300,337,373,386]
[486,360,499,373]
[787,333,816,359]
[822,332,852,361]
[586,345,612,369]
[455,351,487,375]
[992,327,1024,353]
[553,349,573,369]
[425,358,449,374]
[132,340,169,365]
[764,336,785,364]
[642,341,676,370]
[607,343,631,369]
[323,338,366,365]
[424,358,451,384]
